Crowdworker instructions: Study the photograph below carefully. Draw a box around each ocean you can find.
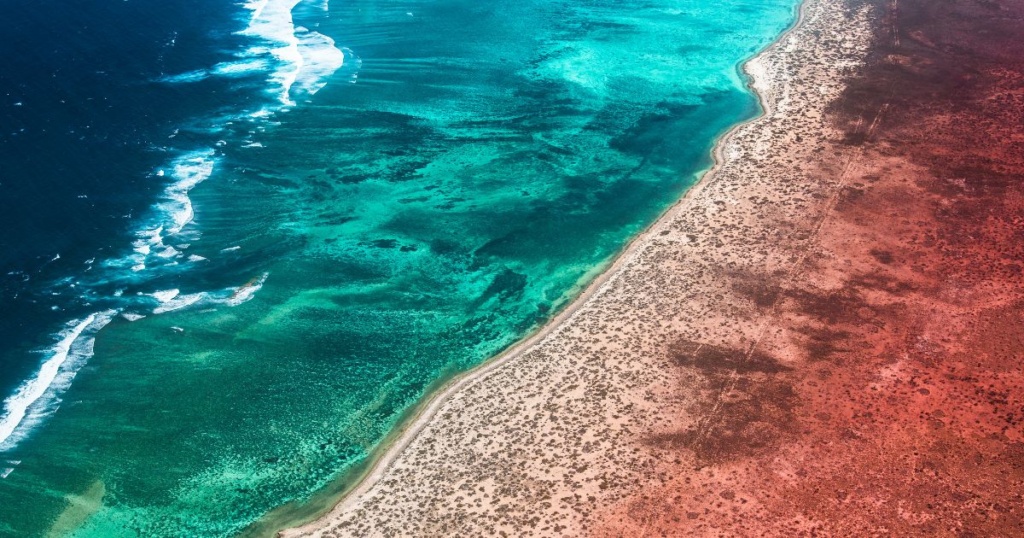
[0,0,797,535]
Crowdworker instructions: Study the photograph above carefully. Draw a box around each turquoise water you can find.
[0,0,796,535]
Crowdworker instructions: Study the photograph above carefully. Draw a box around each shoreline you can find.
[279,0,1024,532]
[276,1,812,535]
[595,0,1024,532]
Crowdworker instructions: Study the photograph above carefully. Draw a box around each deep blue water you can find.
[0,0,245,400]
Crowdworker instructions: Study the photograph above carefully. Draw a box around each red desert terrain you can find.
[599,0,1024,535]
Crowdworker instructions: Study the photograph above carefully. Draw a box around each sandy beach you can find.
[282,0,1024,533]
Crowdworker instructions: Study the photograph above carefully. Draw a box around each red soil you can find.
[596,0,1024,535]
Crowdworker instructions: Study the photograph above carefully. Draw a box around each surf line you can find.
[0,312,115,452]
[0,0,347,457]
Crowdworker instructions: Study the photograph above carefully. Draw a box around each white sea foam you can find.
[239,0,302,105]
[0,311,116,451]
[121,313,146,322]
[231,0,344,106]
[148,272,268,315]
[164,150,216,234]
[156,246,181,258]
[225,272,269,306]
[133,228,160,256]
[293,28,345,98]
[153,293,205,314]
[160,70,210,84]
[211,58,272,77]
[162,0,343,106]
[151,289,181,303]
[123,151,217,272]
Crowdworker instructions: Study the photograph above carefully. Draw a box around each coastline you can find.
[275,0,824,535]
[595,0,1024,532]
[278,0,1024,532]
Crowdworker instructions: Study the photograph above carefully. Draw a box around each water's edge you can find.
[256,1,809,535]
